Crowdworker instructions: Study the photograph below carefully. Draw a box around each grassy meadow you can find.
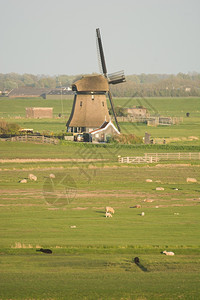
[0,96,200,141]
[0,96,200,299]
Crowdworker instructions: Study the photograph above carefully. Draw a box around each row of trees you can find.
[0,72,200,97]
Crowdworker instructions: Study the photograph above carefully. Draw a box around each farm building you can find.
[7,87,73,99]
[43,88,73,99]
[8,87,51,98]
[90,120,120,142]
[126,107,148,117]
[26,107,53,119]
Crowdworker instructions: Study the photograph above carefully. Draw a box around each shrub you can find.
[0,121,21,135]
[111,133,143,144]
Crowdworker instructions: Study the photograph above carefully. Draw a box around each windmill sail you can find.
[108,71,125,85]
[96,28,125,132]
[96,28,107,76]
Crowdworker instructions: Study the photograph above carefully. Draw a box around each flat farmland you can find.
[0,161,200,299]
[0,97,200,141]
[0,97,200,299]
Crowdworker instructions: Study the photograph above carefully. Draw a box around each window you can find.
[102,101,104,106]
[80,101,82,107]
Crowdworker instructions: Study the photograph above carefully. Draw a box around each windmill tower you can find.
[66,28,125,134]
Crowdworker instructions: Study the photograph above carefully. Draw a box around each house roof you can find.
[89,120,120,135]
[8,87,51,97]
[48,89,73,95]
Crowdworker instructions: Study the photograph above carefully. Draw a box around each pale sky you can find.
[0,0,199,75]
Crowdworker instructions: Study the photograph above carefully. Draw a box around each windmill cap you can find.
[72,74,109,92]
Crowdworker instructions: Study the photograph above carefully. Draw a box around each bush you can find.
[110,134,143,144]
[0,121,21,135]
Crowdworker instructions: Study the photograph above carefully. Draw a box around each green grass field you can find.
[0,159,200,299]
[1,97,200,141]
[0,97,200,299]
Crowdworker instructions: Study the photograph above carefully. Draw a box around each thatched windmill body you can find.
[66,28,125,134]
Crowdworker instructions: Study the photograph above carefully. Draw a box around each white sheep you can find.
[49,173,55,179]
[141,212,145,216]
[105,212,112,218]
[20,179,27,183]
[156,187,164,191]
[106,206,115,214]
[186,177,197,183]
[28,174,37,181]
[162,250,174,256]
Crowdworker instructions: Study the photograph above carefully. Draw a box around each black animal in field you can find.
[134,257,140,264]
[133,256,148,272]
[36,248,52,254]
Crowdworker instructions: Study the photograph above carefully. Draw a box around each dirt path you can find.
[0,158,108,163]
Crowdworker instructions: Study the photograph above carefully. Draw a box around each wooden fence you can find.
[118,152,200,164]
[0,135,59,145]
[113,116,183,125]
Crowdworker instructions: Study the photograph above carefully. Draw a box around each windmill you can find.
[66,28,125,134]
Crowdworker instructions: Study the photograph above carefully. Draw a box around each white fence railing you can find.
[0,135,59,144]
[118,152,200,164]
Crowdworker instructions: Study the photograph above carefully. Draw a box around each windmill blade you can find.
[96,28,107,77]
[108,70,126,85]
[108,90,121,132]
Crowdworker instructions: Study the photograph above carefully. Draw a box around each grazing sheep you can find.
[162,250,174,256]
[106,206,115,214]
[105,212,112,218]
[28,174,37,181]
[143,199,154,203]
[20,179,27,183]
[134,205,141,209]
[141,212,145,216]
[156,187,164,191]
[146,179,152,182]
[49,173,55,179]
[36,248,52,254]
[186,177,197,183]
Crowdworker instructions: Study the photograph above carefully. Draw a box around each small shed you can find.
[26,107,53,118]
[90,120,120,142]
